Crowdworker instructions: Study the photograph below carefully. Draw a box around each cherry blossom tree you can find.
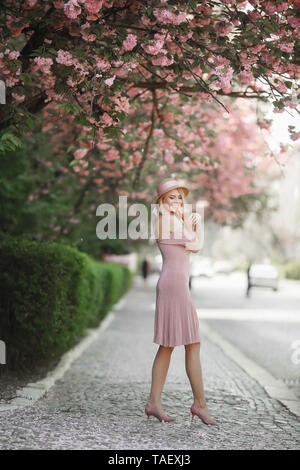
[0,0,299,240]
[0,1,298,144]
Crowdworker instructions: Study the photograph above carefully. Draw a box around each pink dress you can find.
[153,218,201,347]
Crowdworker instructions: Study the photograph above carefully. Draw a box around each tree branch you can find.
[132,90,156,190]
[122,78,267,99]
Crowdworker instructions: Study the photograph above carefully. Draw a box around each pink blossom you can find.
[32,57,53,73]
[214,55,230,66]
[79,159,89,168]
[215,65,233,93]
[249,44,265,54]
[56,50,74,66]
[94,178,104,184]
[67,76,80,87]
[221,67,233,93]
[111,94,130,113]
[291,132,300,141]
[196,17,210,26]
[122,34,137,52]
[165,40,180,54]
[104,149,119,161]
[215,22,233,35]
[151,55,174,66]
[248,10,260,22]
[164,152,174,164]
[264,2,277,14]
[239,68,254,85]
[274,81,287,93]
[278,42,294,53]
[113,60,124,68]
[82,31,96,42]
[100,112,113,126]
[64,0,81,19]
[8,50,20,60]
[74,148,88,159]
[84,0,103,14]
[198,5,212,15]
[164,70,177,82]
[142,40,164,55]
[239,51,257,67]
[95,57,111,71]
[284,100,297,109]
[153,9,186,25]
[5,76,20,87]
[288,16,300,29]
[140,14,153,27]
[104,75,115,86]
[265,2,289,14]
[12,93,25,103]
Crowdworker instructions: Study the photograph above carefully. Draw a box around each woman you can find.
[145,178,218,426]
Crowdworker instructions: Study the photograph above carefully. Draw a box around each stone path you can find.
[0,276,299,449]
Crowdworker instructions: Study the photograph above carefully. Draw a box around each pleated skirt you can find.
[153,241,200,347]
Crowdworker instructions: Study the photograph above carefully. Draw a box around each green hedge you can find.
[0,235,132,371]
[280,261,300,280]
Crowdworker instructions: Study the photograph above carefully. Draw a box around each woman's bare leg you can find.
[185,342,217,423]
[147,345,174,413]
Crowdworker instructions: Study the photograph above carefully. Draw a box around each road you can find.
[1,274,299,449]
[148,267,300,399]
[188,271,300,399]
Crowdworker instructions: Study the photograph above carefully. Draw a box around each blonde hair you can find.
[152,187,187,239]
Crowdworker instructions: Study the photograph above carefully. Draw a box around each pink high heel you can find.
[190,403,218,426]
[145,403,176,422]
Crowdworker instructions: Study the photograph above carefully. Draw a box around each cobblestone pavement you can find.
[0,276,299,450]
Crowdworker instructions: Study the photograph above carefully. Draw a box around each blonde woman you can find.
[145,178,218,426]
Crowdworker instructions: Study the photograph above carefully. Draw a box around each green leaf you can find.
[67,145,76,154]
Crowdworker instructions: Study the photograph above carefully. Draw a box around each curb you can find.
[0,295,128,413]
[197,317,300,418]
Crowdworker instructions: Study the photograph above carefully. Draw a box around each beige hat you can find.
[153,178,189,205]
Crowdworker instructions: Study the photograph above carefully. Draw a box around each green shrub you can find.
[0,235,132,371]
[282,261,300,280]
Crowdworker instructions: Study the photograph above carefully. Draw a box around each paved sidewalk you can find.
[0,275,299,450]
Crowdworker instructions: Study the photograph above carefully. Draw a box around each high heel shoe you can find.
[190,403,218,426]
[145,403,176,422]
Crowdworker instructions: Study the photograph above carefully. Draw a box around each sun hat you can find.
[153,178,189,205]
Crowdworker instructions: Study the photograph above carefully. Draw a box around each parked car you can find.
[247,263,279,293]
[213,260,235,274]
